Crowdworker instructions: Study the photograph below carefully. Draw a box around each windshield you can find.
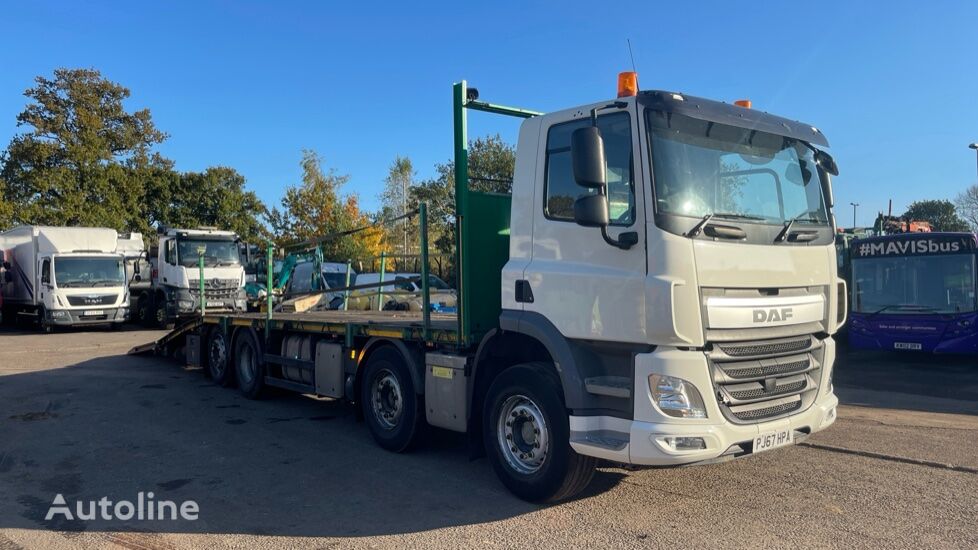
[177,239,240,268]
[323,272,354,289]
[54,257,125,288]
[647,110,829,224]
[852,255,977,314]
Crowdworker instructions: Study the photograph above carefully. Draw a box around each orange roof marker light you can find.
[734,99,752,109]
[617,71,639,98]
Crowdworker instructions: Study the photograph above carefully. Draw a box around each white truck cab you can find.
[495,82,844,471]
[0,226,130,331]
[135,227,247,326]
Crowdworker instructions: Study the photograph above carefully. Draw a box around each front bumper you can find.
[569,339,838,466]
[47,307,128,325]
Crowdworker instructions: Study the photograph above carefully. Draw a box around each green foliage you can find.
[269,150,384,261]
[902,200,970,232]
[408,134,516,255]
[151,167,269,243]
[1,68,168,232]
[955,185,978,231]
[0,67,271,242]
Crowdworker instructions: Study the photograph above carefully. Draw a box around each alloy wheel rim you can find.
[497,394,549,475]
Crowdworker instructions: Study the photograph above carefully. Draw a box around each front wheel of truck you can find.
[483,362,597,503]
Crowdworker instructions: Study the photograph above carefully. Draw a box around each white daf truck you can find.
[0,226,129,330]
[133,227,247,326]
[138,75,845,502]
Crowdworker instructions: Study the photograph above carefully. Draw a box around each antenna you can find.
[626,39,637,72]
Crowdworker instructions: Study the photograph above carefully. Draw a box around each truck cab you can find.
[490,83,845,472]
[137,227,247,326]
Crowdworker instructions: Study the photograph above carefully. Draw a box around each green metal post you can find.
[266,244,273,339]
[376,251,387,311]
[420,202,431,341]
[198,254,206,317]
[453,81,469,346]
[343,259,352,311]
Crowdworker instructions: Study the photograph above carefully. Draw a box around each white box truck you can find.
[0,226,129,331]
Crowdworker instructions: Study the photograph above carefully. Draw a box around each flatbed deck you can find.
[201,309,460,345]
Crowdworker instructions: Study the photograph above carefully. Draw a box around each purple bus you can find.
[848,232,978,354]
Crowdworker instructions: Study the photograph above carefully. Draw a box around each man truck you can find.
[132,227,248,327]
[0,226,129,331]
[136,74,846,502]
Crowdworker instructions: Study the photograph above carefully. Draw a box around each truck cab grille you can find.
[708,335,822,424]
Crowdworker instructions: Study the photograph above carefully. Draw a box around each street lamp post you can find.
[850,202,859,228]
[969,143,978,183]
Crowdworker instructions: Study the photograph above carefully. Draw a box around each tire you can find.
[37,306,53,333]
[360,346,424,453]
[483,362,597,503]
[206,327,234,386]
[152,298,167,329]
[234,329,265,399]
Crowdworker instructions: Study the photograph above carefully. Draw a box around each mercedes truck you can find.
[0,226,129,331]
[133,227,247,327]
[136,74,846,502]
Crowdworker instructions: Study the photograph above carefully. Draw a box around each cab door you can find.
[522,109,648,343]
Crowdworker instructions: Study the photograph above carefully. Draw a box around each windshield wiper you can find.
[776,211,824,242]
[684,214,713,237]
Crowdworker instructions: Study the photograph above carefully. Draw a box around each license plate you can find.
[82,310,104,316]
[754,428,794,454]
[894,342,922,350]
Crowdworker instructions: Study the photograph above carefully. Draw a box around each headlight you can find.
[648,374,707,419]
[51,310,68,318]
[178,300,194,310]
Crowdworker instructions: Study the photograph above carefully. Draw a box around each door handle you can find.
[704,224,746,240]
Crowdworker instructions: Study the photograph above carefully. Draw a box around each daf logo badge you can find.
[753,308,794,323]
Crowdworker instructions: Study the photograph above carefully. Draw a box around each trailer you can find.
[0,226,129,330]
[136,75,847,502]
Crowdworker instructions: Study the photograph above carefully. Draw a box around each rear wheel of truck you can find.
[234,330,265,399]
[360,347,424,453]
[483,362,597,503]
[206,328,234,386]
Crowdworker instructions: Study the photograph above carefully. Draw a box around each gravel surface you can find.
[1,327,975,549]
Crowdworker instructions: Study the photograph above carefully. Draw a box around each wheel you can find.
[360,347,424,452]
[234,329,265,399]
[483,362,597,502]
[37,306,53,333]
[206,327,234,386]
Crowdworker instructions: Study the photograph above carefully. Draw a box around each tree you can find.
[0,178,12,229]
[902,200,970,232]
[407,134,516,256]
[1,68,168,232]
[380,156,415,259]
[955,185,978,231]
[270,150,385,261]
[151,167,269,243]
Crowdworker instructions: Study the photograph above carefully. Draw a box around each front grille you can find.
[189,279,239,301]
[732,399,802,421]
[66,294,118,306]
[718,337,812,358]
[722,358,810,380]
[709,335,822,424]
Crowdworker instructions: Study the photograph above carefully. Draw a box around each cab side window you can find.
[41,259,51,285]
[165,241,177,265]
[544,112,635,225]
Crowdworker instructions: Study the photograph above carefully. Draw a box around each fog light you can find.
[664,436,707,451]
[649,374,708,418]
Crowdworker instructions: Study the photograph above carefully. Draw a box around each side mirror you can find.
[2,261,10,270]
[133,261,141,275]
[573,195,610,228]
[134,274,142,283]
[810,150,838,209]
[571,127,607,189]
[3,271,11,284]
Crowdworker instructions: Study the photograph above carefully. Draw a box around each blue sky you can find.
[2,1,976,227]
